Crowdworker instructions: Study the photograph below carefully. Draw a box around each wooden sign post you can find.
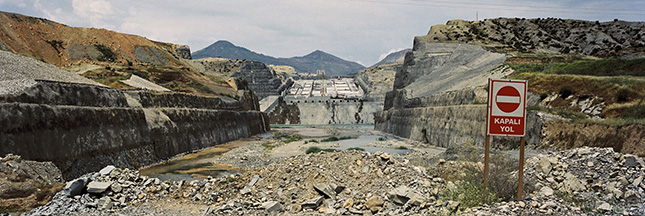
[485,79,528,201]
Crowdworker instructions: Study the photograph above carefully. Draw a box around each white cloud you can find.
[72,0,113,16]
[71,0,115,28]
[2,0,644,65]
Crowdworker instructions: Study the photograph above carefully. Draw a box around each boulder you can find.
[262,201,282,212]
[301,196,324,210]
[365,196,384,213]
[86,181,113,194]
[63,177,88,197]
[314,183,344,199]
[99,165,116,176]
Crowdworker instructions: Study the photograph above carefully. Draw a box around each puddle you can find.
[323,135,412,155]
[139,135,265,181]
[140,127,412,181]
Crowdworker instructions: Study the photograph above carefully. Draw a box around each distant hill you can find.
[0,11,191,67]
[371,49,410,67]
[192,40,365,76]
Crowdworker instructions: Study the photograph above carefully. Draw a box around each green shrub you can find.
[395,146,408,150]
[377,137,386,141]
[94,44,116,62]
[558,86,575,98]
[438,143,534,208]
[305,147,338,154]
[319,136,352,142]
[346,147,365,151]
[539,92,549,101]
[616,88,631,102]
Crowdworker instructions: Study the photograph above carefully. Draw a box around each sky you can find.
[1,0,644,66]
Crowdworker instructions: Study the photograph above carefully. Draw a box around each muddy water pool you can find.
[140,126,412,181]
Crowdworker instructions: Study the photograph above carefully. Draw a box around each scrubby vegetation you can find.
[506,54,645,124]
[433,143,534,207]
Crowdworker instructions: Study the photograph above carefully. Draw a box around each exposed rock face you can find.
[189,58,247,77]
[0,51,269,179]
[173,45,192,60]
[376,42,534,148]
[392,42,508,98]
[371,49,410,67]
[354,63,400,101]
[542,122,645,156]
[417,18,645,57]
[0,154,64,212]
[230,61,283,99]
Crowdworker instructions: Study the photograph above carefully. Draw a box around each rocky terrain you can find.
[354,63,401,101]
[0,154,63,213]
[375,17,645,155]
[418,18,645,57]
[192,40,366,76]
[22,140,644,215]
[0,47,269,180]
[370,48,410,67]
[189,58,293,100]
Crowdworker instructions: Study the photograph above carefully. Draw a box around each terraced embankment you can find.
[0,50,269,180]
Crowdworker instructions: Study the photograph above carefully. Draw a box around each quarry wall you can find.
[376,42,543,149]
[0,81,269,179]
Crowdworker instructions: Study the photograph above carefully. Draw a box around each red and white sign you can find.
[487,79,527,136]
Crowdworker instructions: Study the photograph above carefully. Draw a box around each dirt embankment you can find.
[543,122,645,156]
[0,11,184,67]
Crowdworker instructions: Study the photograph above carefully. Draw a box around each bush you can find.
[319,136,352,142]
[559,86,575,98]
[305,147,338,154]
[346,147,365,151]
[616,88,631,102]
[438,143,534,208]
[539,92,549,101]
[94,44,116,62]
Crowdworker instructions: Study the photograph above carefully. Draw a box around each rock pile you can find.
[466,147,644,215]
[27,151,462,215]
[24,147,645,215]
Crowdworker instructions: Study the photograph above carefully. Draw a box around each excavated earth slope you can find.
[0,11,189,67]
[417,18,645,57]
[0,50,269,180]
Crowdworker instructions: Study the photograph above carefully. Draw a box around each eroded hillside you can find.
[418,18,645,57]
[0,11,235,97]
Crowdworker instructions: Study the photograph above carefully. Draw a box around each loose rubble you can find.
[465,147,645,215]
[23,146,644,215]
[0,154,64,212]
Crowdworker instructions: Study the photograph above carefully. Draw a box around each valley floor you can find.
[18,126,645,215]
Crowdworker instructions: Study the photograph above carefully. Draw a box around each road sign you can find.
[487,79,527,136]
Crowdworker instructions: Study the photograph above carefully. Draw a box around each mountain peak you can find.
[192,43,365,76]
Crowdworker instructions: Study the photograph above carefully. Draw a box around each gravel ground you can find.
[0,50,103,95]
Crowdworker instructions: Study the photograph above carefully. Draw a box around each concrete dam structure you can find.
[267,78,383,124]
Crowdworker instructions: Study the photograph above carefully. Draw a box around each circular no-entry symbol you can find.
[496,86,521,113]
